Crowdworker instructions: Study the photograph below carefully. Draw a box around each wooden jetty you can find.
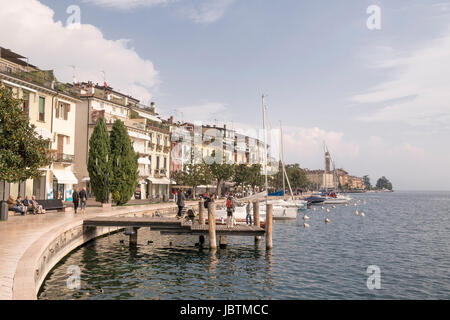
[83,201,274,249]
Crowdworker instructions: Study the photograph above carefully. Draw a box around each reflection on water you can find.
[39,192,450,300]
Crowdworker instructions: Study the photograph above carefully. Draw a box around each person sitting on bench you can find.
[30,196,45,214]
[7,195,25,215]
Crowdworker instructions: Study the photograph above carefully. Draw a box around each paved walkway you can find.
[0,201,197,300]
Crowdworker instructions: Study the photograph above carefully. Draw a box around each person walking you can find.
[72,188,80,214]
[177,188,185,218]
[226,193,236,228]
[246,200,253,225]
[79,187,87,214]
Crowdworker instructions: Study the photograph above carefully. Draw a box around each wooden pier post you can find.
[129,227,138,246]
[219,236,227,249]
[208,202,217,250]
[265,204,273,250]
[199,199,205,224]
[253,200,261,245]
[199,199,205,245]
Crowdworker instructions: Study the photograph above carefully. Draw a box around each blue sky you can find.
[2,0,450,190]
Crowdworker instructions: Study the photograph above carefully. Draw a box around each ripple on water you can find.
[38,192,450,300]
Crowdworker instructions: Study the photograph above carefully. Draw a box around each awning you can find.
[52,169,78,184]
[147,177,171,185]
[81,177,90,182]
[138,157,151,165]
[34,127,52,140]
[138,180,148,185]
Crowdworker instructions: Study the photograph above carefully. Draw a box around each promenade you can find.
[0,200,197,300]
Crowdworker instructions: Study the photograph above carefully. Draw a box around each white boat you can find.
[323,195,351,204]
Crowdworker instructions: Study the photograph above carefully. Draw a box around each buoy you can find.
[325,218,331,223]
[303,215,310,220]
[326,208,330,213]
[354,210,359,215]
[361,212,365,217]
[312,207,316,211]
[321,206,325,210]
[303,223,310,228]
[332,205,336,209]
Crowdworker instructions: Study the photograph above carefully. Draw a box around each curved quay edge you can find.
[12,204,184,300]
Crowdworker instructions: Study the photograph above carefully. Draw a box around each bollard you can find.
[253,200,260,245]
[208,202,217,250]
[0,201,8,221]
[265,204,273,250]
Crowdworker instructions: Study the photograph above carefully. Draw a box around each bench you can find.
[36,199,65,211]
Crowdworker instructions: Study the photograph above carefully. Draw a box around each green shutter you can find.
[39,97,45,120]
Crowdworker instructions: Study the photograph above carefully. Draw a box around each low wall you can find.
[12,204,185,300]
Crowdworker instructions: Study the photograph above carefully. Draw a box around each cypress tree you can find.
[110,119,138,205]
[0,86,50,182]
[87,117,112,203]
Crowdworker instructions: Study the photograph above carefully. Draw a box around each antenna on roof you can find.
[70,65,77,84]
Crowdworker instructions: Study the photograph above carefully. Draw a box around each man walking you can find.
[72,188,80,214]
[79,187,87,214]
[177,188,185,218]
[246,200,253,225]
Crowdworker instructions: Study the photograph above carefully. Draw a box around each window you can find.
[164,157,167,169]
[156,156,160,169]
[157,135,161,145]
[38,97,45,121]
[164,136,168,146]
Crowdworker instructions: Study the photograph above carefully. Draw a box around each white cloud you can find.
[82,0,174,10]
[180,0,235,24]
[0,0,159,102]
[352,27,450,128]
[82,0,236,23]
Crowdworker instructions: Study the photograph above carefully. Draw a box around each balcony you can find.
[155,144,163,152]
[50,153,74,163]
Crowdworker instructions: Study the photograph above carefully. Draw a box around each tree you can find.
[172,162,212,198]
[208,157,235,196]
[88,117,112,203]
[0,86,50,182]
[285,164,309,190]
[376,176,393,190]
[269,162,309,192]
[248,164,264,191]
[363,175,372,190]
[233,164,252,190]
[110,119,139,205]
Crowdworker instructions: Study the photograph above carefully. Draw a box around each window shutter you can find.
[64,105,68,120]
[55,102,60,118]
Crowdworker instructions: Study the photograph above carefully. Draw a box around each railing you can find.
[51,153,74,163]
[0,62,80,98]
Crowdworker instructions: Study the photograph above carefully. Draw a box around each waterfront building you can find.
[72,83,171,200]
[0,47,80,201]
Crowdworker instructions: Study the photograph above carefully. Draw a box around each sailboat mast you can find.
[280,121,286,200]
[262,95,269,203]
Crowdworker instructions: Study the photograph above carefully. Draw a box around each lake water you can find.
[38,191,450,300]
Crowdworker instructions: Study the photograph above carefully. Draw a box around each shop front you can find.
[51,168,78,202]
